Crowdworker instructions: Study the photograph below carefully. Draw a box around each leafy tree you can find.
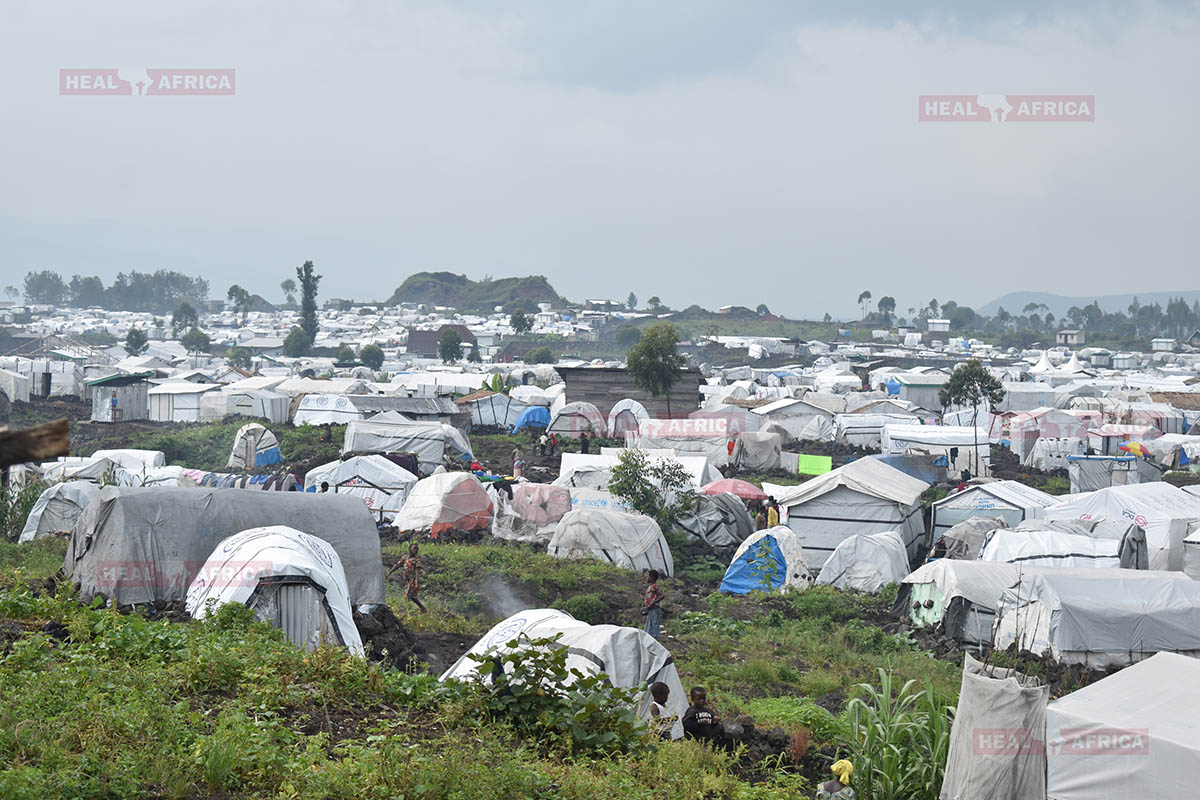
[627,292,638,310]
[756,303,770,315]
[927,298,940,317]
[615,324,641,351]
[172,302,199,336]
[509,309,532,334]
[488,373,508,394]
[227,347,253,370]
[360,344,385,370]
[335,345,356,363]
[627,321,684,417]
[124,327,148,357]
[180,327,211,357]
[296,260,322,342]
[23,270,67,305]
[3,285,17,301]
[280,278,297,307]
[607,449,697,533]
[283,326,312,357]
[647,296,662,311]
[439,329,463,363]
[526,346,555,364]
[227,285,252,321]
[467,344,482,363]
[823,312,832,323]
[68,275,106,307]
[877,296,896,325]
[938,359,1005,475]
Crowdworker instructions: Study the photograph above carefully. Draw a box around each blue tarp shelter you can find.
[510,405,551,433]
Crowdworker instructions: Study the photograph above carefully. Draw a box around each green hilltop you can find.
[386,272,562,312]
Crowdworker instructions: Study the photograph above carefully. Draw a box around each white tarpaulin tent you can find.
[1182,528,1200,580]
[341,419,472,474]
[490,482,573,544]
[147,382,219,422]
[633,418,737,467]
[1066,454,1161,493]
[185,526,364,656]
[767,457,928,568]
[440,608,687,739]
[304,455,419,519]
[200,388,290,425]
[881,423,991,477]
[816,530,909,593]
[994,570,1200,667]
[978,529,1123,569]
[391,472,493,537]
[554,452,718,489]
[547,509,674,576]
[91,449,166,471]
[939,516,1007,560]
[835,413,922,449]
[606,398,649,439]
[226,423,283,470]
[547,401,606,438]
[1043,483,1200,570]
[902,560,1030,646]
[930,480,1058,546]
[18,481,100,543]
[1046,652,1200,800]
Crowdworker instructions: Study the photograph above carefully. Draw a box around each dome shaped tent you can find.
[720,527,812,594]
[227,423,283,470]
[304,455,419,519]
[547,509,673,576]
[185,526,364,656]
[606,398,649,439]
[509,405,550,433]
[816,530,909,594]
[19,481,100,543]
[548,401,606,438]
[392,472,494,538]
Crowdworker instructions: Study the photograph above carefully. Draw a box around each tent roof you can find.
[935,479,1058,511]
[773,455,928,509]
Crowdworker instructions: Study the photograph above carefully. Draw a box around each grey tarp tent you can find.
[19,481,101,543]
[675,492,754,550]
[940,653,1048,800]
[66,486,384,607]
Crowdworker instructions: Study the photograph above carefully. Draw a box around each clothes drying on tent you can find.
[227,423,283,470]
[185,526,364,656]
[440,608,687,739]
[675,492,754,550]
[815,530,909,594]
[391,472,494,538]
[720,527,812,594]
[547,509,673,576]
[66,487,384,607]
[509,405,550,433]
[18,481,100,543]
[547,401,605,438]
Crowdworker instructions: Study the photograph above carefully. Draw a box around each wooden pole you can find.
[0,419,70,469]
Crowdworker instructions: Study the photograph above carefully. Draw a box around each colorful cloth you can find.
[403,555,421,601]
[643,582,663,610]
[815,785,854,799]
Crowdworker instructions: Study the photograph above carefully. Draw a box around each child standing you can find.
[642,569,665,639]
[386,542,427,613]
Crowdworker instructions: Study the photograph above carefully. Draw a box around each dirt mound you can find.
[353,603,420,670]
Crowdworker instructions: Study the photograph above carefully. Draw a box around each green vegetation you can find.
[284,326,313,357]
[124,326,148,357]
[0,482,47,542]
[359,344,384,370]
[438,329,463,363]
[387,272,561,312]
[24,269,209,312]
[627,322,685,417]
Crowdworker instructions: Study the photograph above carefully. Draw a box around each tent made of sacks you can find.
[185,526,365,656]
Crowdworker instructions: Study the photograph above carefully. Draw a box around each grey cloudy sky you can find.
[2,0,1197,318]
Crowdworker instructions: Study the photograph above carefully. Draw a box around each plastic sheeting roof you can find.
[548,509,673,576]
[816,530,909,593]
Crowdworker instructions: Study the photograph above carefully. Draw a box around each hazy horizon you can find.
[3,0,1197,318]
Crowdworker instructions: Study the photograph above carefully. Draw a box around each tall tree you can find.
[626,322,685,417]
[68,275,106,307]
[124,327,148,357]
[296,260,322,343]
[756,303,770,316]
[180,327,211,365]
[438,329,463,364]
[3,286,17,301]
[23,270,67,305]
[280,278,297,307]
[282,326,312,357]
[509,309,532,334]
[627,292,638,310]
[877,296,896,324]
[172,302,198,336]
[227,284,252,322]
[360,344,385,370]
[467,344,482,363]
[647,296,662,311]
[938,359,1005,476]
[857,290,872,319]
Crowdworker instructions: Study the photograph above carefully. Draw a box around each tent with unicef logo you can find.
[185,526,365,656]
[720,526,812,594]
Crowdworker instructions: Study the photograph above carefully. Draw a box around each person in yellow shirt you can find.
[766,497,779,528]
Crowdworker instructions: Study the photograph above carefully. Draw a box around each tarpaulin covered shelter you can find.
[547,509,673,576]
[391,472,493,537]
[1065,453,1161,493]
[185,526,364,656]
[509,405,550,433]
[147,382,220,423]
[458,391,531,428]
[815,530,909,593]
[304,455,419,519]
[92,449,165,472]
[881,423,991,478]
[547,401,605,438]
[978,529,1127,569]
[720,527,812,594]
[490,482,572,543]
[994,570,1200,667]
[606,398,649,439]
[1044,482,1200,570]
[1087,423,1162,456]
[227,423,283,470]
[19,481,100,543]
[1046,652,1200,800]
[634,418,736,467]
[941,654,1047,800]
[730,431,782,471]
[939,516,1007,560]
[749,398,835,441]
[675,492,753,550]
[835,412,923,449]
[901,560,1030,647]
[767,457,928,568]
[341,419,472,474]
[200,388,289,425]
[440,608,687,739]
[66,487,384,607]
[930,480,1058,546]
[701,478,767,502]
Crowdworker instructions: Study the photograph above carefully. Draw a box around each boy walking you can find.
[642,569,665,639]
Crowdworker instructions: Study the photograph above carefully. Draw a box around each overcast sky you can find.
[2,1,1196,318]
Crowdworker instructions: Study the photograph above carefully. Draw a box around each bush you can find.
[559,593,607,624]
[0,480,46,541]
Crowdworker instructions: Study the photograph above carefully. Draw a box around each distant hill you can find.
[385,272,562,312]
[977,290,1200,319]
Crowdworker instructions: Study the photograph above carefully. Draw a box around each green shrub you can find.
[559,593,607,624]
